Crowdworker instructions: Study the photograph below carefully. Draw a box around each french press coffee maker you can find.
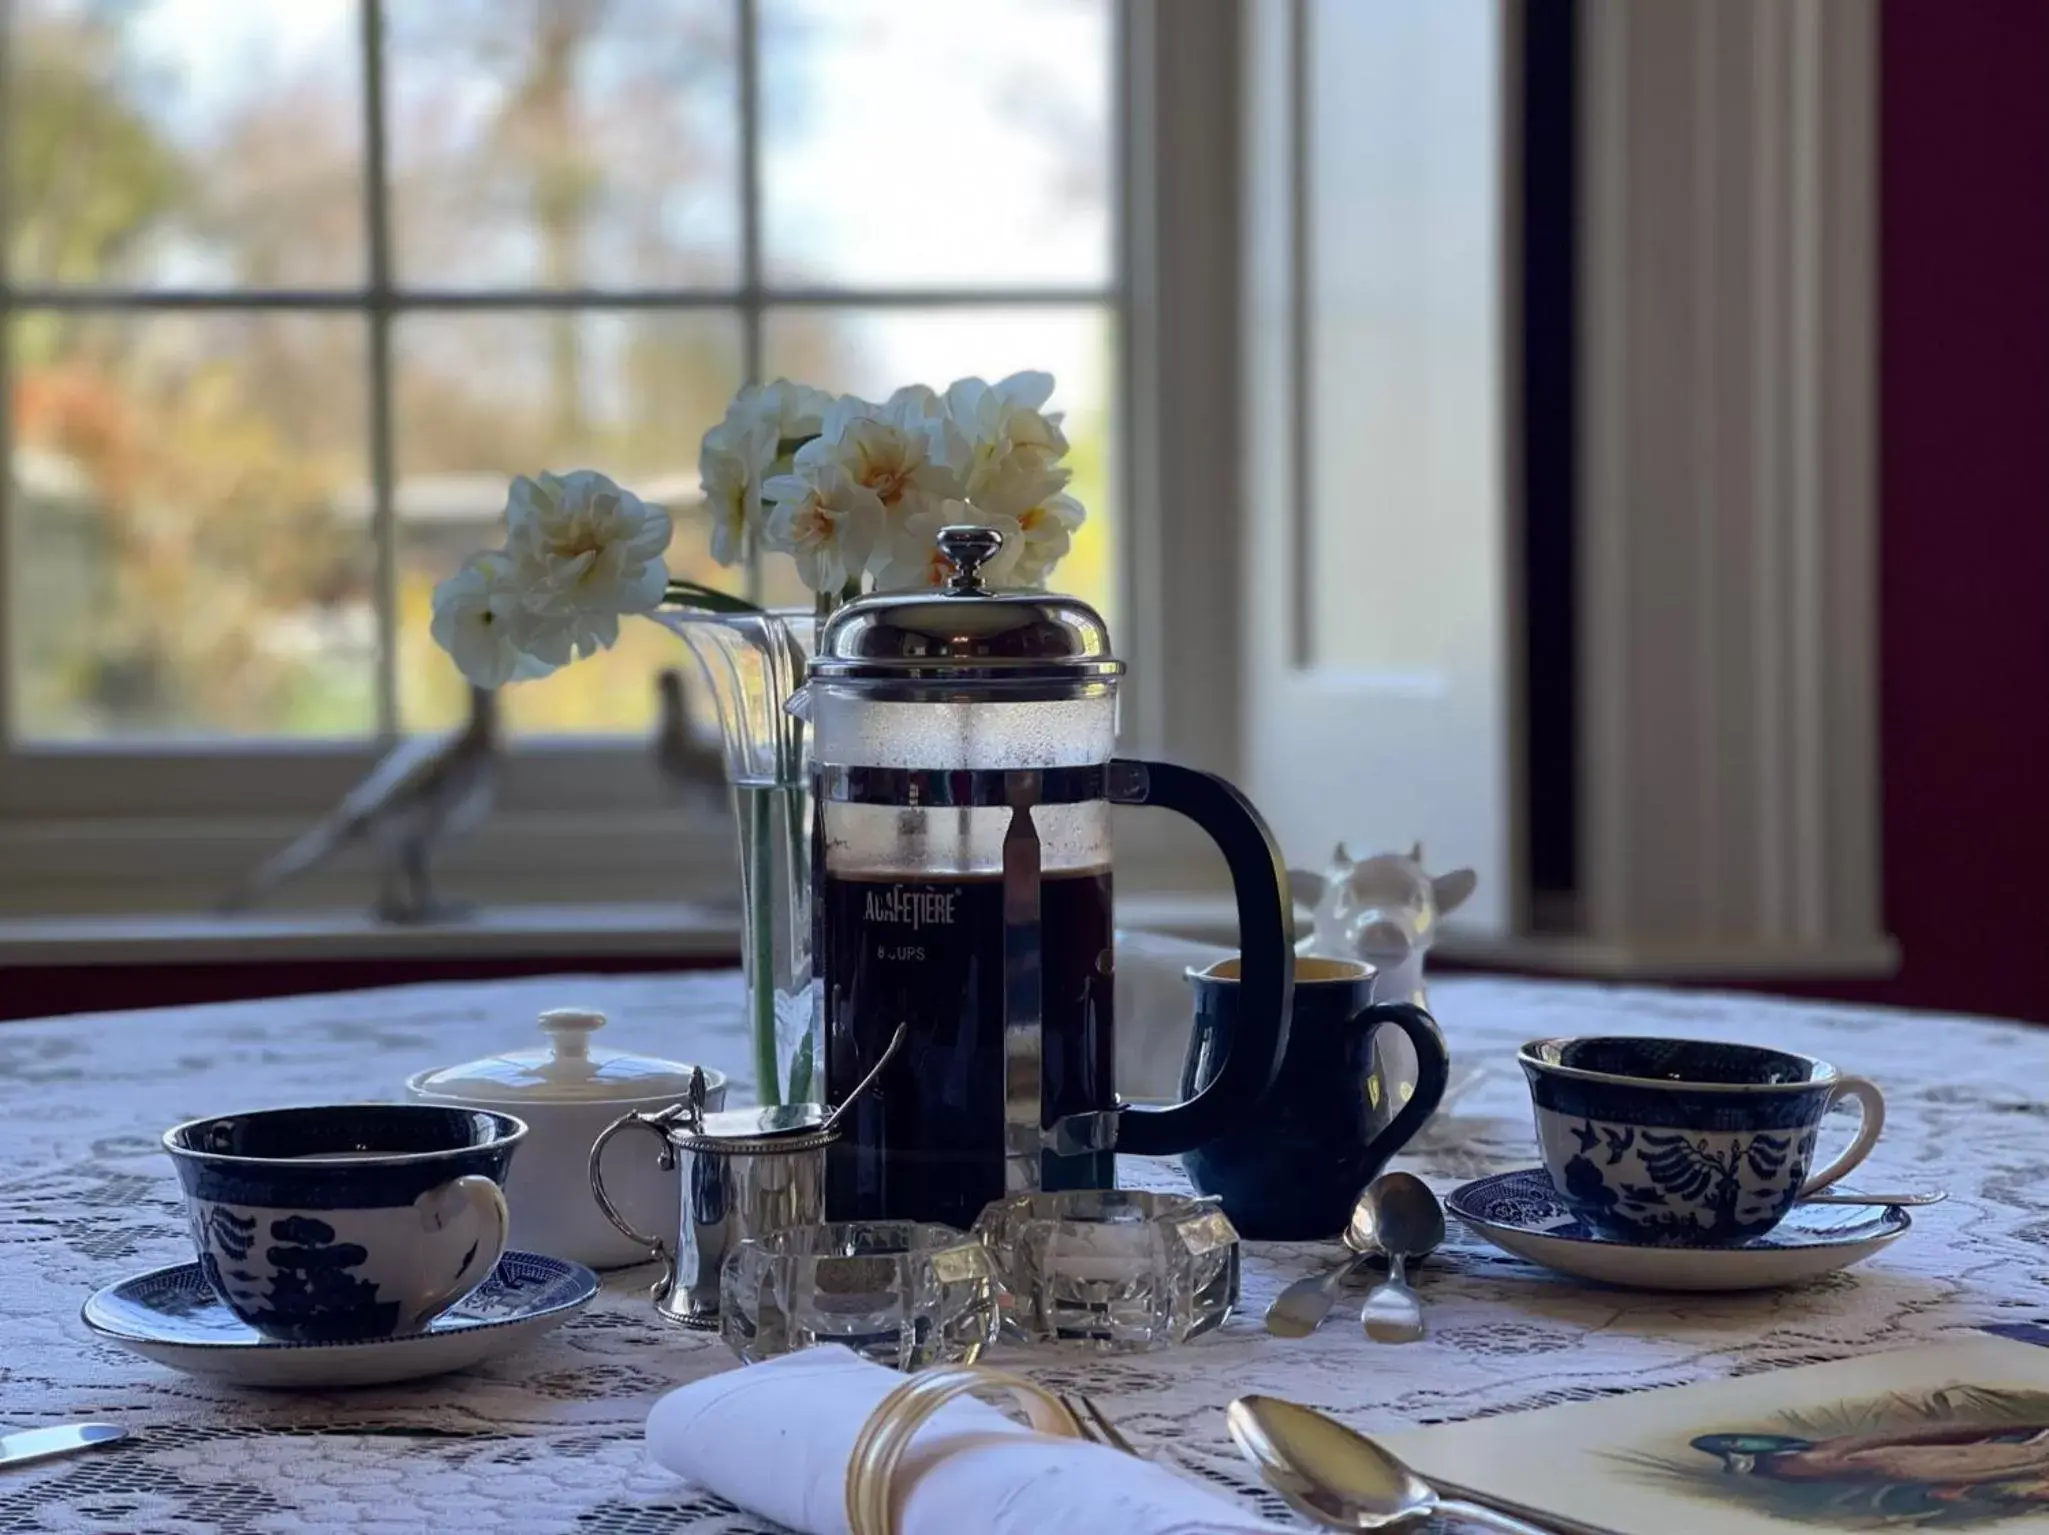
[801,524,1296,1231]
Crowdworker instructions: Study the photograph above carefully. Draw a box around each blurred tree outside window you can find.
[2,0,1116,747]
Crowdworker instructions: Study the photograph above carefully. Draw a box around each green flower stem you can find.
[748,783,782,1109]
[662,579,759,614]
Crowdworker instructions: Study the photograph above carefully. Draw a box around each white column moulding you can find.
[1579,0,1891,970]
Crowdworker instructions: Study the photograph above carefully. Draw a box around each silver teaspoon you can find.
[1228,1394,1549,1533]
[1265,1253,1371,1339]
[1265,1192,1386,1337]
[817,1023,907,1136]
[1800,1188,1947,1207]
[1355,1172,1442,1344]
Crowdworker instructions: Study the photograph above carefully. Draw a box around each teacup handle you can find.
[589,1108,684,1302]
[411,1174,510,1322]
[1797,1075,1887,1197]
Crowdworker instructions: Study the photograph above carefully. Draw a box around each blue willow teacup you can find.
[1518,1037,1885,1247]
[164,1104,526,1342]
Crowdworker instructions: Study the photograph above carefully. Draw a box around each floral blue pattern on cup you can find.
[1519,1037,1885,1248]
[164,1104,526,1342]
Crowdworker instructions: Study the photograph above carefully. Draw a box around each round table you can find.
[0,972,2041,1533]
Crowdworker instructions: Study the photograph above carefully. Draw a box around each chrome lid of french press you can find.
[807,524,1125,698]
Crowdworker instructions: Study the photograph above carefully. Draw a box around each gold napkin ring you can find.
[845,1365,1085,1535]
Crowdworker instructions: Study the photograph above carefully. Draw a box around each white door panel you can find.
[1243,0,1513,935]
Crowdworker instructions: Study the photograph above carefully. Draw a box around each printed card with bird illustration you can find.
[1379,1336,2049,1533]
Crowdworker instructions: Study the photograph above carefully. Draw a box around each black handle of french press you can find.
[1106,758,1296,1156]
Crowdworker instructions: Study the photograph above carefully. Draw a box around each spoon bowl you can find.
[1349,1172,1443,1258]
[1226,1394,1549,1533]
[1353,1173,1443,1343]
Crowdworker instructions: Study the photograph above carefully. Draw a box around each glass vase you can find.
[653,608,818,1107]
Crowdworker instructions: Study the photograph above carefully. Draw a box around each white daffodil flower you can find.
[969,460,1071,522]
[429,550,550,688]
[517,602,626,671]
[700,414,776,568]
[434,371,1085,684]
[942,370,1070,499]
[884,382,945,421]
[872,503,1024,592]
[793,395,967,550]
[762,459,885,594]
[972,464,1087,588]
[1010,492,1087,588]
[506,469,673,620]
[730,377,834,445]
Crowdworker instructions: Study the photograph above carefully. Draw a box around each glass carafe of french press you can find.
[801,525,1296,1230]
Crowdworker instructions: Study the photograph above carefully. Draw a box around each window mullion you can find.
[738,0,764,604]
[0,1,15,752]
[361,0,399,740]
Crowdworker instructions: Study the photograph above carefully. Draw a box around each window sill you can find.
[0,895,1897,979]
[0,901,744,967]
[0,893,1250,968]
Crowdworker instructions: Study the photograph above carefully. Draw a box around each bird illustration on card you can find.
[1627,1383,2049,1527]
[1375,1338,2049,1534]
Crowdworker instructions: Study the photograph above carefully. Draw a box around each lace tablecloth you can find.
[0,971,2043,1534]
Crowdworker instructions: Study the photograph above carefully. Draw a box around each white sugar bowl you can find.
[406,1008,727,1270]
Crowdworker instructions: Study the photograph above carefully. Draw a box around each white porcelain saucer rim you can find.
[1446,1168,1913,1253]
[81,1252,598,1351]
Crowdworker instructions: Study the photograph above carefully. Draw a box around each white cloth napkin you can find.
[645,1346,1290,1535]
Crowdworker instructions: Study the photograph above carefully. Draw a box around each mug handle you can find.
[589,1108,684,1302]
[1797,1075,1887,1196]
[1349,1002,1452,1172]
[411,1174,510,1322]
[1104,758,1296,1157]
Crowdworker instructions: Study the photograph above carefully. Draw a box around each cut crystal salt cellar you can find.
[719,1220,1001,1370]
[972,1189,1241,1351]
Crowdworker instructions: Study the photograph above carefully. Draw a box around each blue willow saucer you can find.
[83,1252,597,1388]
[1446,1169,1911,1292]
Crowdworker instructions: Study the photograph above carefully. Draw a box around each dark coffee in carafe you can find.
[821,866,1114,1230]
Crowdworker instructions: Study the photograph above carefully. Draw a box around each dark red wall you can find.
[1878,0,2049,1023]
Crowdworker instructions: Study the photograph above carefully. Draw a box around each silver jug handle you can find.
[589,1105,688,1303]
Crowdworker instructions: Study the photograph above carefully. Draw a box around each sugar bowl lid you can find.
[410,1008,717,1106]
[808,525,1124,696]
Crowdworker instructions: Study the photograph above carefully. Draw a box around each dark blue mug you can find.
[1180,956,1450,1239]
